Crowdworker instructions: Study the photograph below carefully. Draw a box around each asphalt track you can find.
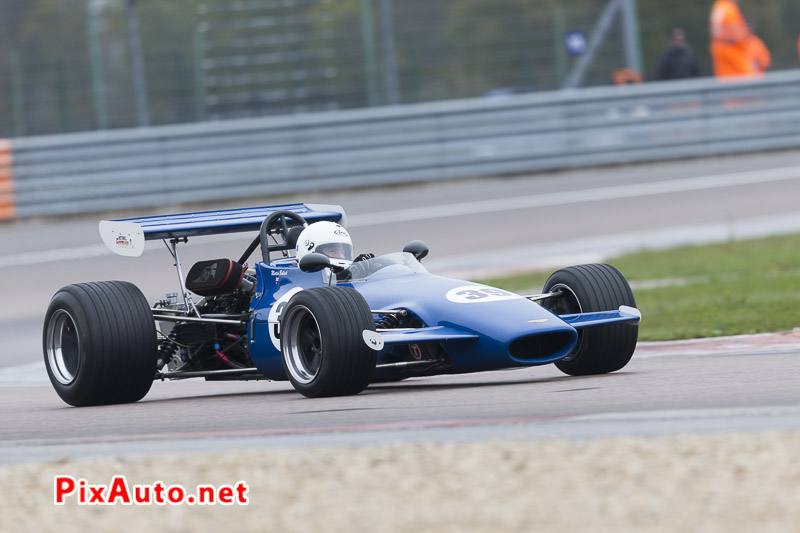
[2,150,800,462]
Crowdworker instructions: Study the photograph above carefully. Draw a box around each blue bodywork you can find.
[104,203,640,382]
[245,253,638,381]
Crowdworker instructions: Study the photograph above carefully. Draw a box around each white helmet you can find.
[296,221,354,268]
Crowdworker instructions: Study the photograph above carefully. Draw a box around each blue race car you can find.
[43,204,641,406]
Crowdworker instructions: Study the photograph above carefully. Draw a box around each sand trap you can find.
[2,431,799,533]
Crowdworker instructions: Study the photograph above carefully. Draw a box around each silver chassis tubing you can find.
[164,238,201,318]
[375,359,438,370]
[522,289,563,302]
[157,368,264,380]
[151,313,244,326]
[158,361,440,380]
[371,309,408,316]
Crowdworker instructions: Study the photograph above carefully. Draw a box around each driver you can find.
[295,221,373,269]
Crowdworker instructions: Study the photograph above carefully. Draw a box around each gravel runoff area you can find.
[1,431,799,533]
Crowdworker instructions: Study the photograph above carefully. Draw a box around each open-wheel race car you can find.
[43,203,641,406]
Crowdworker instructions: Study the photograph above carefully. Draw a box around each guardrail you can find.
[4,70,800,220]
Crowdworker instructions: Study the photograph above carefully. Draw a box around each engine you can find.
[154,259,256,377]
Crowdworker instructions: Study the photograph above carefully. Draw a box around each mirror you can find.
[299,253,332,273]
[402,240,429,261]
[299,253,344,273]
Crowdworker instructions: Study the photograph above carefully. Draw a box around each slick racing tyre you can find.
[542,264,638,376]
[43,281,158,406]
[280,287,377,398]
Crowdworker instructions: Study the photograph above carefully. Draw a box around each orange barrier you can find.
[0,140,14,220]
[611,68,643,85]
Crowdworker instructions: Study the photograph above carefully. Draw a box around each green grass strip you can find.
[474,234,800,341]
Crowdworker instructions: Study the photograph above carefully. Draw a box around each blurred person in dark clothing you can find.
[656,28,702,80]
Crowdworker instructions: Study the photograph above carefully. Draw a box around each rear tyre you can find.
[43,281,158,406]
[280,287,376,397]
[542,264,638,376]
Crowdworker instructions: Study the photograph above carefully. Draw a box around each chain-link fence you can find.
[2,0,800,138]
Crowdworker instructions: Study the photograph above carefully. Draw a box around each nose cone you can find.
[436,283,578,365]
[354,274,578,368]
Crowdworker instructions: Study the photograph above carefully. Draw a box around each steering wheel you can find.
[238,210,308,264]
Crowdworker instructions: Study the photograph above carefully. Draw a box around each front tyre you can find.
[43,281,158,406]
[542,264,638,376]
[280,287,377,397]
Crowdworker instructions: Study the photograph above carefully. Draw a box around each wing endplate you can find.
[559,306,642,329]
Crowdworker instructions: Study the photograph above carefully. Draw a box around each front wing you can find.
[374,305,641,346]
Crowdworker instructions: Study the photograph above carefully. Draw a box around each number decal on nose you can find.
[446,286,522,303]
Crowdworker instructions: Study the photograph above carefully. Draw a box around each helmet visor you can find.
[316,243,354,262]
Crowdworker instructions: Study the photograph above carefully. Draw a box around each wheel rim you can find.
[283,305,323,385]
[46,309,81,385]
[545,283,582,362]
[545,283,582,315]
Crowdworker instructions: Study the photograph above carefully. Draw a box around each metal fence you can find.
[4,0,800,138]
[3,70,800,220]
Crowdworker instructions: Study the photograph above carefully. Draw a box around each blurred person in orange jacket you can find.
[709,0,754,78]
[745,19,770,74]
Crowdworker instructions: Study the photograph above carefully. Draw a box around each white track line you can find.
[3,165,800,269]
[347,164,800,226]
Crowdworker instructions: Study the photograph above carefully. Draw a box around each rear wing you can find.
[99,203,346,257]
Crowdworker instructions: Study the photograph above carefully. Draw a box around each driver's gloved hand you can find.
[347,253,374,280]
[354,253,375,262]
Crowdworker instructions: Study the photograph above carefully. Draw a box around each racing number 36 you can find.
[456,288,512,300]
[445,285,521,304]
